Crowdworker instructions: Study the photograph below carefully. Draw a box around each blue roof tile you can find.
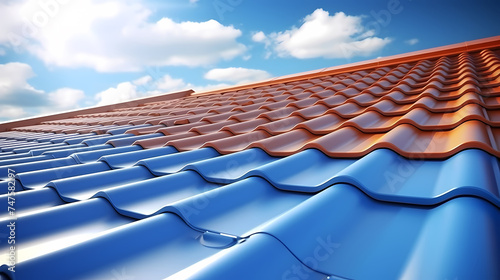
[0,179,23,194]
[330,148,500,206]
[16,162,111,190]
[108,133,164,147]
[28,143,86,156]
[62,134,110,145]
[95,170,220,219]
[136,148,219,175]
[107,124,151,135]
[0,188,63,220]
[49,133,96,144]
[169,176,312,236]
[0,198,134,272]
[1,38,500,279]
[80,133,134,146]
[259,184,500,279]
[0,154,52,167]
[99,146,177,169]
[3,214,217,280]
[0,152,15,159]
[172,234,328,280]
[0,157,78,179]
[70,145,141,164]
[48,166,154,202]
[41,144,113,158]
[2,142,53,152]
[246,148,356,192]
[24,134,59,142]
[183,148,279,184]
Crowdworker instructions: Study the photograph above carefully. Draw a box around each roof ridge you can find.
[195,35,500,97]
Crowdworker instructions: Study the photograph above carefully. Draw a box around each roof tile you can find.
[1,37,500,280]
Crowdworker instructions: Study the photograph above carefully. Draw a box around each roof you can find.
[1,36,500,280]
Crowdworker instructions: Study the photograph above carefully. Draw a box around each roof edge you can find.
[194,35,500,96]
[0,89,194,132]
[2,36,499,132]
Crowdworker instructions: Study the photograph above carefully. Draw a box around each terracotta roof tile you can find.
[167,131,233,151]
[204,130,271,154]
[126,125,166,135]
[307,120,499,158]
[2,37,500,279]
[220,118,269,135]
[189,120,237,135]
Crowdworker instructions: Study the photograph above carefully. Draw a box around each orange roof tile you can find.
[2,36,500,161]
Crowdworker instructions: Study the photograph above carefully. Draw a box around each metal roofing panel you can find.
[16,162,111,190]
[7,144,58,156]
[106,124,151,135]
[170,234,328,280]
[136,148,219,176]
[79,133,133,146]
[4,214,221,280]
[241,148,500,205]
[48,133,96,144]
[41,144,113,158]
[2,141,53,152]
[95,171,220,219]
[0,157,78,179]
[99,146,177,169]
[183,148,278,183]
[48,166,154,202]
[0,188,63,220]
[1,37,500,279]
[28,143,86,156]
[169,177,312,236]
[107,133,164,147]
[0,154,52,167]
[258,184,500,279]
[70,145,141,164]
[0,198,134,267]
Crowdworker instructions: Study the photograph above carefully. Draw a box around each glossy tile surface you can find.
[0,38,500,279]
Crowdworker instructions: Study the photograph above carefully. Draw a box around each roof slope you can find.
[0,36,500,280]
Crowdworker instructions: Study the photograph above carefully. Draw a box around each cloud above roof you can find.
[253,9,391,59]
[95,72,232,106]
[204,67,272,84]
[0,62,84,121]
[1,0,247,72]
[95,74,192,106]
[94,66,270,106]
[405,38,419,45]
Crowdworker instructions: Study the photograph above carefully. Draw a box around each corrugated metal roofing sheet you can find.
[0,36,500,279]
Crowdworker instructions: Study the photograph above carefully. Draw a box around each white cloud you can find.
[405,38,419,45]
[0,62,85,121]
[1,0,246,72]
[252,31,267,43]
[48,88,85,109]
[133,75,153,86]
[189,0,199,3]
[0,62,45,107]
[95,82,141,106]
[155,75,190,92]
[191,83,230,93]
[204,67,272,84]
[95,73,195,106]
[0,105,27,120]
[254,9,391,59]
[95,67,271,106]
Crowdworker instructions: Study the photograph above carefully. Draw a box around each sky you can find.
[0,0,499,122]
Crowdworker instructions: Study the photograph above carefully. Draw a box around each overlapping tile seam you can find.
[0,48,495,205]
[0,38,499,279]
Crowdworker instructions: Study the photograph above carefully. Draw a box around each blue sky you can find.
[0,0,499,122]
